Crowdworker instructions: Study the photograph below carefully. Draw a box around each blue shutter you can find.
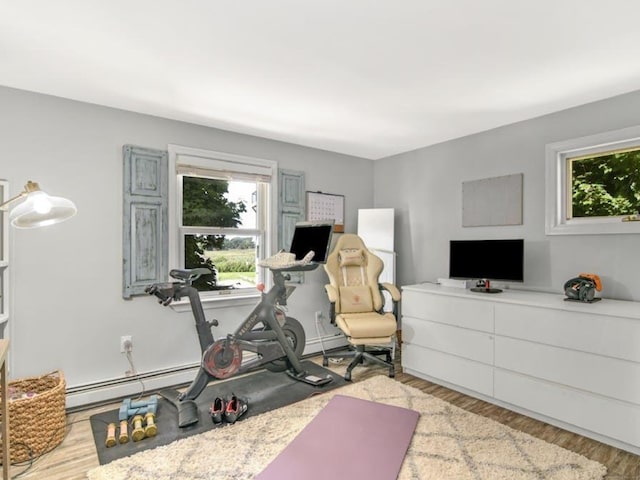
[278,169,305,283]
[123,145,168,298]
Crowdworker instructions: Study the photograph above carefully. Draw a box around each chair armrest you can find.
[324,285,338,322]
[325,284,339,303]
[380,283,401,301]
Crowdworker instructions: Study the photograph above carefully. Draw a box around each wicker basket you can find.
[0,370,66,464]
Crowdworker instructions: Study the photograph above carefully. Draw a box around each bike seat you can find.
[170,268,212,281]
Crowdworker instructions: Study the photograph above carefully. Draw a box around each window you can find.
[168,145,277,301]
[568,148,640,219]
[545,125,640,235]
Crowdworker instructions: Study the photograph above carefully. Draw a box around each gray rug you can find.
[87,376,607,480]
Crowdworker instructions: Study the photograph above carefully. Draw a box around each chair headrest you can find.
[339,248,365,267]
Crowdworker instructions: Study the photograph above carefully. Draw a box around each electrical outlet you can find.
[120,335,133,353]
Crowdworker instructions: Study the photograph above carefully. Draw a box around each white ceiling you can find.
[2,1,640,160]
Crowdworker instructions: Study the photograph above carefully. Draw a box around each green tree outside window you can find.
[182,176,248,291]
[570,149,640,218]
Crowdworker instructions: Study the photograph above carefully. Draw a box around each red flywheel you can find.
[202,339,243,378]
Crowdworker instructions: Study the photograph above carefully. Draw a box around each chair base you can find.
[323,345,395,382]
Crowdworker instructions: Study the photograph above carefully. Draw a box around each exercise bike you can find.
[145,252,332,427]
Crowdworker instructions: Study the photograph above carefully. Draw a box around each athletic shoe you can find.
[209,397,226,424]
[224,394,248,424]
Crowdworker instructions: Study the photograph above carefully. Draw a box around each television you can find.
[449,239,524,293]
[289,221,334,263]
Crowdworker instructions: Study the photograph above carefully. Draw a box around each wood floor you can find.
[9,354,640,480]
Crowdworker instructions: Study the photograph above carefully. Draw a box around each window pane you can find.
[184,234,258,291]
[182,176,257,229]
[568,148,640,219]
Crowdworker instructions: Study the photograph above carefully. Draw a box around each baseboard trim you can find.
[65,363,200,410]
[304,334,348,354]
[66,336,349,410]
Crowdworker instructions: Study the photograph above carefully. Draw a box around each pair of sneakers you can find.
[209,394,248,424]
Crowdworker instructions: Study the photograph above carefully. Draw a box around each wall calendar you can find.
[306,191,345,232]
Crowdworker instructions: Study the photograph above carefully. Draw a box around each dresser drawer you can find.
[402,316,493,364]
[402,343,493,397]
[402,290,493,332]
[494,303,640,363]
[495,336,640,405]
[495,369,640,448]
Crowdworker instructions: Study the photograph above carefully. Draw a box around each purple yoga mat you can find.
[256,394,420,480]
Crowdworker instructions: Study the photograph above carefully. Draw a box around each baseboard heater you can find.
[305,333,347,350]
[65,363,200,411]
[66,337,342,411]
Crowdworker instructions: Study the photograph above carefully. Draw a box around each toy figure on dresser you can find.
[564,273,602,303]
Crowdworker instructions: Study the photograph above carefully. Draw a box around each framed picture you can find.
[462,173,523,227]
[306,191,344,232]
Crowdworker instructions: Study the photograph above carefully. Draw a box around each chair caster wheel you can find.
[322,358,329,367]
[344,373,352,382]
[389,368,395,378]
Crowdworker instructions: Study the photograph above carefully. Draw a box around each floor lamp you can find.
[0,179,77,336]
[0,181,77,228]
[0,181,75,478]
[0,179,77,333]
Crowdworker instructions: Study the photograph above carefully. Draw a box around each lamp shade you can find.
[9,189,77,229]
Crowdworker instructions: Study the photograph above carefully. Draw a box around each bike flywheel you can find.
[202,339,243,379]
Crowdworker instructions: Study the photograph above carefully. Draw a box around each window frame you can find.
[545,125,640,235]
[168,144,277,306]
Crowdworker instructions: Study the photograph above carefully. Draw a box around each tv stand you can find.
[401,283,640,455]
[470,287,502,294]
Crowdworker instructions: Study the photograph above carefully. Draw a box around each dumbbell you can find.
[105,423,117,448]
[118,395,160,442]
[144,411,157,437]
[132,415,146,442]
[118,420,129,444]
[119,395,159,421]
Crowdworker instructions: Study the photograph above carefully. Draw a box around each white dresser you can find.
[401,283,640,454]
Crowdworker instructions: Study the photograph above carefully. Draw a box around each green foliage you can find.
[571,150,640,217]
[217,260,256,273]
[208,249,256,273]
[182,177,247,290]
[182,177,247,230]
[184,235,219,290]
[223,237,256,249]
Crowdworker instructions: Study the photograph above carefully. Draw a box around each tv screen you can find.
[289,221,334,263]
[449,239,524,282]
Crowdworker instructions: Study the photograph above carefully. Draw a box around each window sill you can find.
[169,292,260,313]
[546,218,640,235]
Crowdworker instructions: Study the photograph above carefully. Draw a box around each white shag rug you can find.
[86,376,606,480]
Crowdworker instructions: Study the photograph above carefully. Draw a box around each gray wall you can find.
[0,86,372,395]
[6,83,640,403]
[374,89,640,301]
